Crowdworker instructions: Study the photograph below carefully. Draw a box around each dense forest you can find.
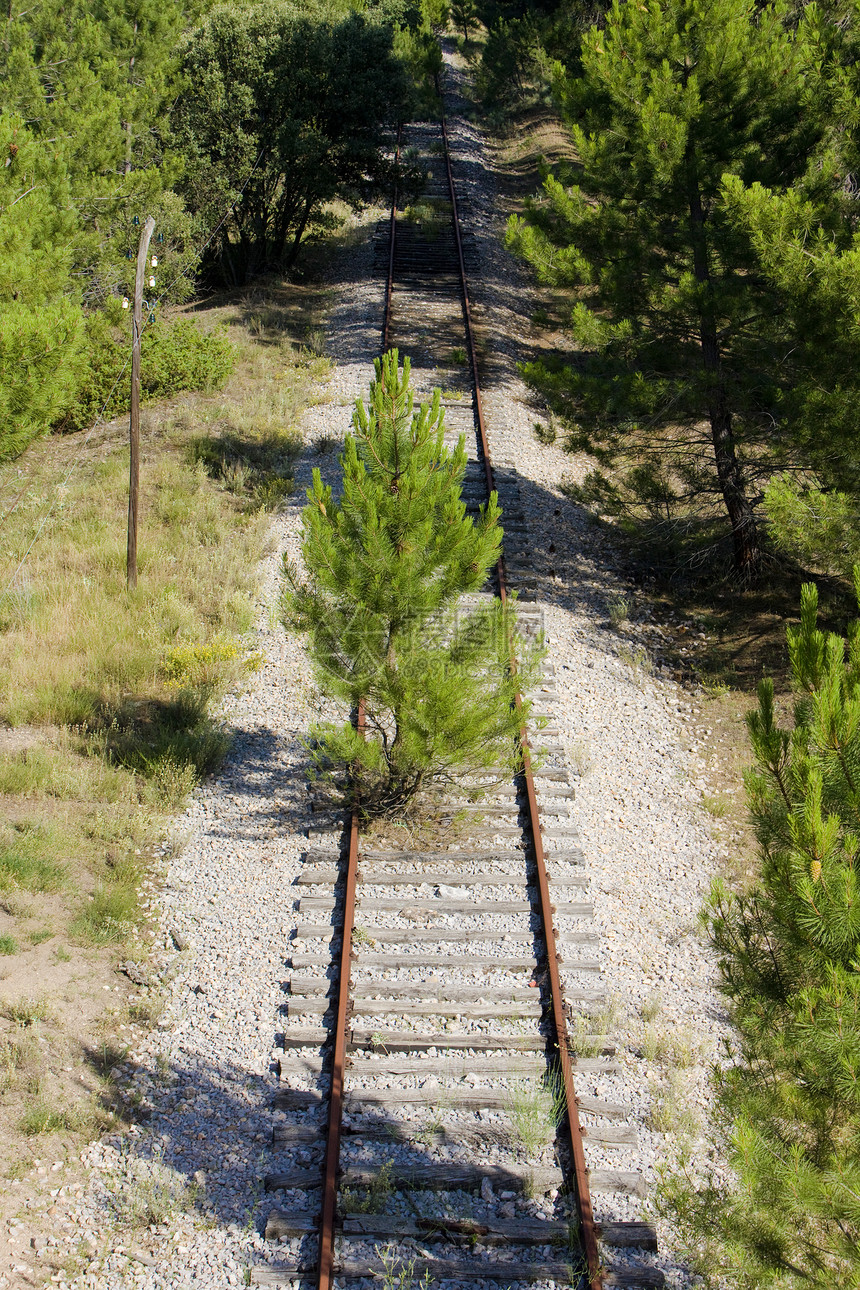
[3,0,860,1285]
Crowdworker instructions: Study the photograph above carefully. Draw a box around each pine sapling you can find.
[283,349,543,816]
[662,576,860,1287]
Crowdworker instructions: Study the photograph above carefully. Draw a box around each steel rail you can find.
[316,701,364,1290]
[440,110,603,1290]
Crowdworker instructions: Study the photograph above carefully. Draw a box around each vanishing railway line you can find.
[252,97,663,1290]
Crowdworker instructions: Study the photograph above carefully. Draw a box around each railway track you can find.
[254,94,664,1290]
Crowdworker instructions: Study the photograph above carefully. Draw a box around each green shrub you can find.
[142,319,236,399]
[70,883,137,946]
[19,1101,83,1135]
[57,316,236,433]
[0,300,85,458]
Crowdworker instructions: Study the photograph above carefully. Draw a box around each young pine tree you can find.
[663,579,860,1286]
[721,172,860,578]
[507,0,830,580]
[283,350,543,816]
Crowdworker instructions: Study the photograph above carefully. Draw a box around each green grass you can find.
[0,381,297,960]
[0,281,327,1171]
[533,419,557,446]
[0,823,68,893]
[0,1032,37,1092]
[108,1156,201,1227]
[19,1101,83,1136]
[647,1071,699,1138]
[2,996,52,1026]
[701,793,729,819]
[0,744,133,803]
[640,993,662,1022]
[187,425,301,513]
[99,689,232,787]
[340,1159,394,1215]
[641,1024,672,1063]
[608,594,631,626]
[70,882,140,946]
[507,1066,566,1160]
[0,446,268,731]
[402,199,452,241]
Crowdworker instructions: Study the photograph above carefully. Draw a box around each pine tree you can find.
[719,171,860,577]
[0,0,226,454]
[283,350,543,815]
[0,113,85,456]
[450,0,478,42]
[507,0,830,581]
[663,579,860,1286]
[2,0,198,308]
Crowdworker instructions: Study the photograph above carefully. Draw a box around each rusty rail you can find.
[441,110,603,1290]
[318,121,399,1288]
[316,701,364,1290]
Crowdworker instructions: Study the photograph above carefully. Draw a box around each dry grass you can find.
[0,270,335,1204]
[507,1068,565,1161]
[0,447,267,729]
[0,316,318,948]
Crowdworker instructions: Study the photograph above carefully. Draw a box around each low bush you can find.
[56,315,236,434]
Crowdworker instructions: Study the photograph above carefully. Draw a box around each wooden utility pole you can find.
[127,214,155,591]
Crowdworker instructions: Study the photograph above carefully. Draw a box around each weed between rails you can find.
[376,1244,433,1290]
[342,1160,395,1215]
[508,1066,566,1160]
